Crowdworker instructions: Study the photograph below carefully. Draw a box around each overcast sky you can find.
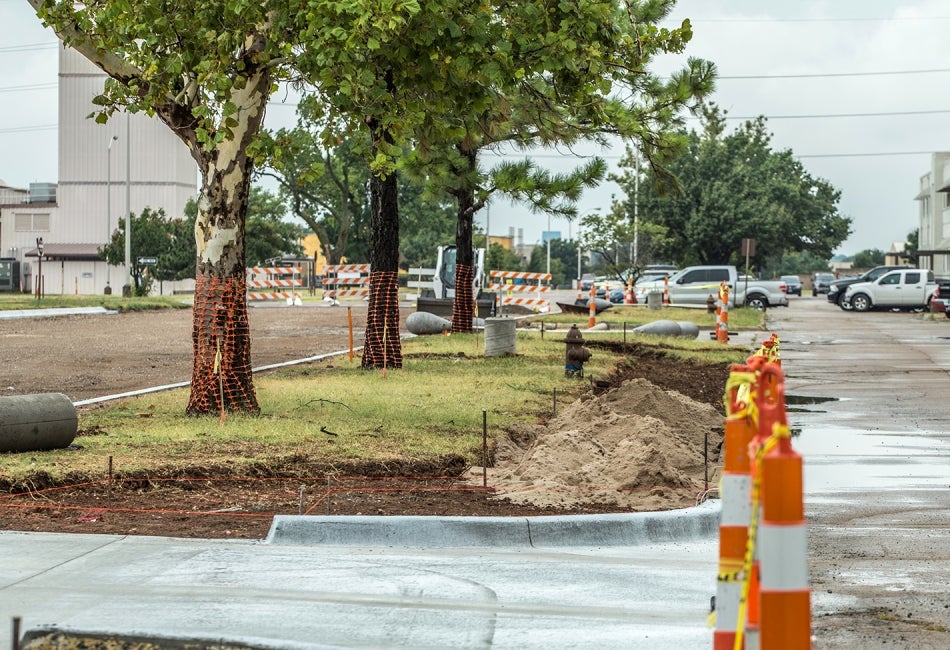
[2,0,948,257]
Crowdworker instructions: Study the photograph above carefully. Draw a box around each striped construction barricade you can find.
[246,266,303,304]
[489,270,552,313]
[323,263,371,300]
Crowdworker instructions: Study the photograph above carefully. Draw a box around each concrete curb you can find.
[265,499,721,547]
[0,306,118,320]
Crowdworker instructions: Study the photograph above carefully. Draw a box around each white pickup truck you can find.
[635,265,789,309]
[843,268,937,312]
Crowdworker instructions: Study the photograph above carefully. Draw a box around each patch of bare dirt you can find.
[0,309,731,539]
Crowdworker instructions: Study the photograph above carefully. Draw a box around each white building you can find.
[915,152,950,276]
[0,47,197,295]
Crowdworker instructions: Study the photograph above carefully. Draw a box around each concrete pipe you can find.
[0,393,78,453]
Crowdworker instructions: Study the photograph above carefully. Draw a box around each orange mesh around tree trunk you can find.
[361,270,402,369]
[186,274,260,415]
[451,263,475,333]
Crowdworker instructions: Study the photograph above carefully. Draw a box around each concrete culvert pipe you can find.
[0,392,78,453]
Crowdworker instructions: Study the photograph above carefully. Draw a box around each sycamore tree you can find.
[616,104,852,266]
[29,0,293,414]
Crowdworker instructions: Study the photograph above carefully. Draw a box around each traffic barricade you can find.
[323,263,371,301]
[489,270,552,313]
[246,266,303,303]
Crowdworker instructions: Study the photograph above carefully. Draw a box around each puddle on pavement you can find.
[790,425,950,494]
[785,394,839,413]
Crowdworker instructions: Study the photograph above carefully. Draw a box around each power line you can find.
[0,42,58,53]
[0,82,57,94]
[0,124,57,134]
[713,109,950,120]
[687,16,950,23]
[795,150,936,159]
[720,68,950,80]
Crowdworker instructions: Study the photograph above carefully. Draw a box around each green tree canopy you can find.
[99,207,180,295]
[243,188,305,266]
[851,248,886,269]
[613,105,852,267]
[30,0,296,414]
[579,206,672,283]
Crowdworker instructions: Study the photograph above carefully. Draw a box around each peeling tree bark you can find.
[180,71,271,415]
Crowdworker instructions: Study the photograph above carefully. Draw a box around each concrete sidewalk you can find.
[3,501,720,650]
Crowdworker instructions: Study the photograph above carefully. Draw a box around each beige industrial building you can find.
[915,152,950,276]
[0,47,197,295]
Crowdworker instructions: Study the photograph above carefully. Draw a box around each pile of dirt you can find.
[491,377,723,511]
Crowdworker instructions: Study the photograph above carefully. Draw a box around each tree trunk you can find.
[183,72,270,415]
[361,118,402,370]
[452,187,476,333]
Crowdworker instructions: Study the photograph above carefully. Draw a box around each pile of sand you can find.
[490,378,723,511]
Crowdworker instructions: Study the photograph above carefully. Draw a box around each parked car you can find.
[826,265,911,309]
[844,269,937,312]
[635,265,788,308]
[781,275,803,296]
[595,278,623,299]
[812,273,836,295]
[580,273,596,292]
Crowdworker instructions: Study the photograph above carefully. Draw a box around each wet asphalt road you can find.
[767,295,950,648]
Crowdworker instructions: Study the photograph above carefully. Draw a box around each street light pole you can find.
[124,113,131,296]
[35,237,44,300]
[546,214,551,275]
[106,135,117,293]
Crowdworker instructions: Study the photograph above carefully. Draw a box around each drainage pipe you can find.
[0,393,78,453]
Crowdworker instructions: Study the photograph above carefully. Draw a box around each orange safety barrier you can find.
[187,274,259,416]
[588,284,596,328]
[663,275,670,305]
[714,364,758,650]
[758,368,811,649]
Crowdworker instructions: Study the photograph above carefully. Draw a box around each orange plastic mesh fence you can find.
[186,274,260,415]
[451,263,475,333]
[361,270,403,369]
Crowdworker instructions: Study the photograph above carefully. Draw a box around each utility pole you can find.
[124,113,132,297]
[106,135,117,294]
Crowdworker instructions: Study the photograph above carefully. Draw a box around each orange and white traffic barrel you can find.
[588,284,596,329]
[717,282,730,344]
[759,378,811,648]
[714,364,757,650]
